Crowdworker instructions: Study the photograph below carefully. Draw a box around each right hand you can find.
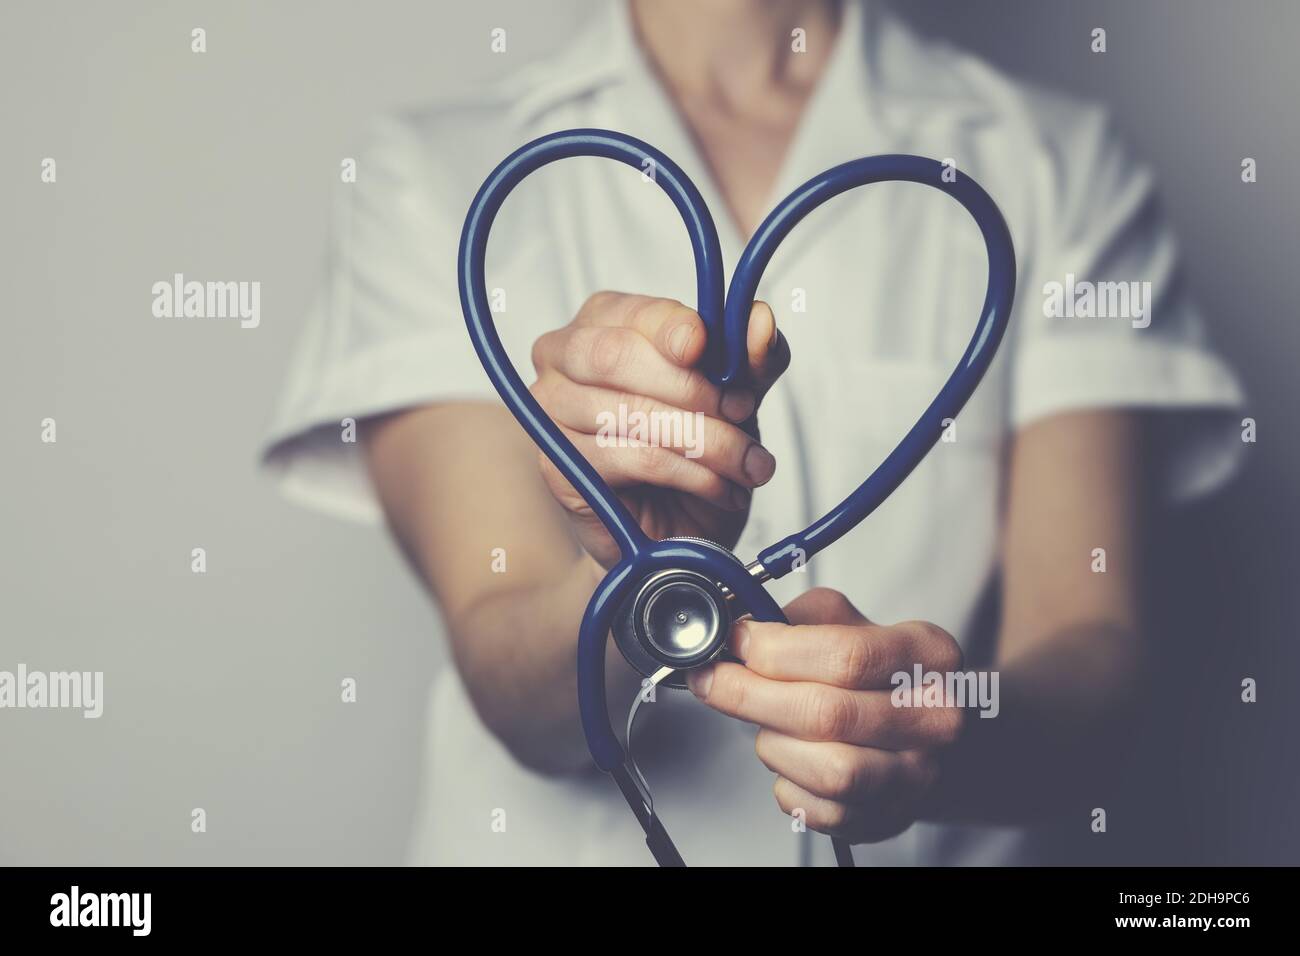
[530,291,791,569]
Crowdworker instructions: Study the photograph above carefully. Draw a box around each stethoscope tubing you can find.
[735,155,1017,576]
[459,130,724,562]
[460,129,1016,579]
[459,128,1017,865]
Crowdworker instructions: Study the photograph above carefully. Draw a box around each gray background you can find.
[2,0,1295,865]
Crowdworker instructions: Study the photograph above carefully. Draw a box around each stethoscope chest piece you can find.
[613,567,732,681]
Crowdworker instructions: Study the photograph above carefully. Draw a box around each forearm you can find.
[366,404,642,775]
[447,552,641,775]
[920,411,1149,825]
[919,619,1143,825]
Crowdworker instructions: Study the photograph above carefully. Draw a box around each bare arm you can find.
[915,408,1149,822]
[921,408,1146,822]
[365,293,788,775]
[366,402,608,774]
[685,409,1147,836]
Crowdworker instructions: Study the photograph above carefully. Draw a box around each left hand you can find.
[686,587,964,843]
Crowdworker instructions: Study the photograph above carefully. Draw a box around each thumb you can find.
[745,301,791,398]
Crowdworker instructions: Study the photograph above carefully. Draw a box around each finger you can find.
[713,302,779,429]
[573,293,708,369]
[772,776,914,844]
[541,427,748,512]
[731,619,962,689]
[744,301,791,396]
[544,295,761,425]
[755,729,935,806]
[687,661,964,749]
[535,381,776,489]
[534,327,754,422]
[771,776,859,840]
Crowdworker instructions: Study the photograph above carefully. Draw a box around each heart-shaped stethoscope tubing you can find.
[459,129,1016,867]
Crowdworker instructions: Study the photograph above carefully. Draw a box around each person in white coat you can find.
[263,0,1243,865]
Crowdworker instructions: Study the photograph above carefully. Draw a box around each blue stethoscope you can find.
[459,129,1016,867]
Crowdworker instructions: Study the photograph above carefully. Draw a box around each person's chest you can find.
[675,97,807,239]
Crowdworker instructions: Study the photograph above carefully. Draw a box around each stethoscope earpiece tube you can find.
[459,130,732,564]
[458,130,1017,868]
[727,156,1017,578]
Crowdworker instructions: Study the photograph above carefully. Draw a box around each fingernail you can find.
[733,622,752,661]
[668,324,692,362]
[686,665,714,699]
[743,444,776,486]
[720,388,756,423]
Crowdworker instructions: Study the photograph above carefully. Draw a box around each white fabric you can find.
[262,0,1244,865]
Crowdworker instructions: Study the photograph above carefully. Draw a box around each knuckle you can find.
[582,290,621,315]
[935,633,964,673]
[637,296,683,324]
[806,688,853,740]
[820,750,863,800]
[585,329,634,378]
[622,295,653,325]
[626,295,677,334]
[530,331,557,373]
[903,620,962,671]
[802,586,838,608]
[533,376,574,420]
[829,633,874,687]
[809,587,856,622]
[825,589,857,619]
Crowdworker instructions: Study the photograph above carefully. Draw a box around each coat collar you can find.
[511,1,997,268]
[514,0,996,132]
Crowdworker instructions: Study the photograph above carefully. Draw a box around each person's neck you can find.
[630,0,841,110]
